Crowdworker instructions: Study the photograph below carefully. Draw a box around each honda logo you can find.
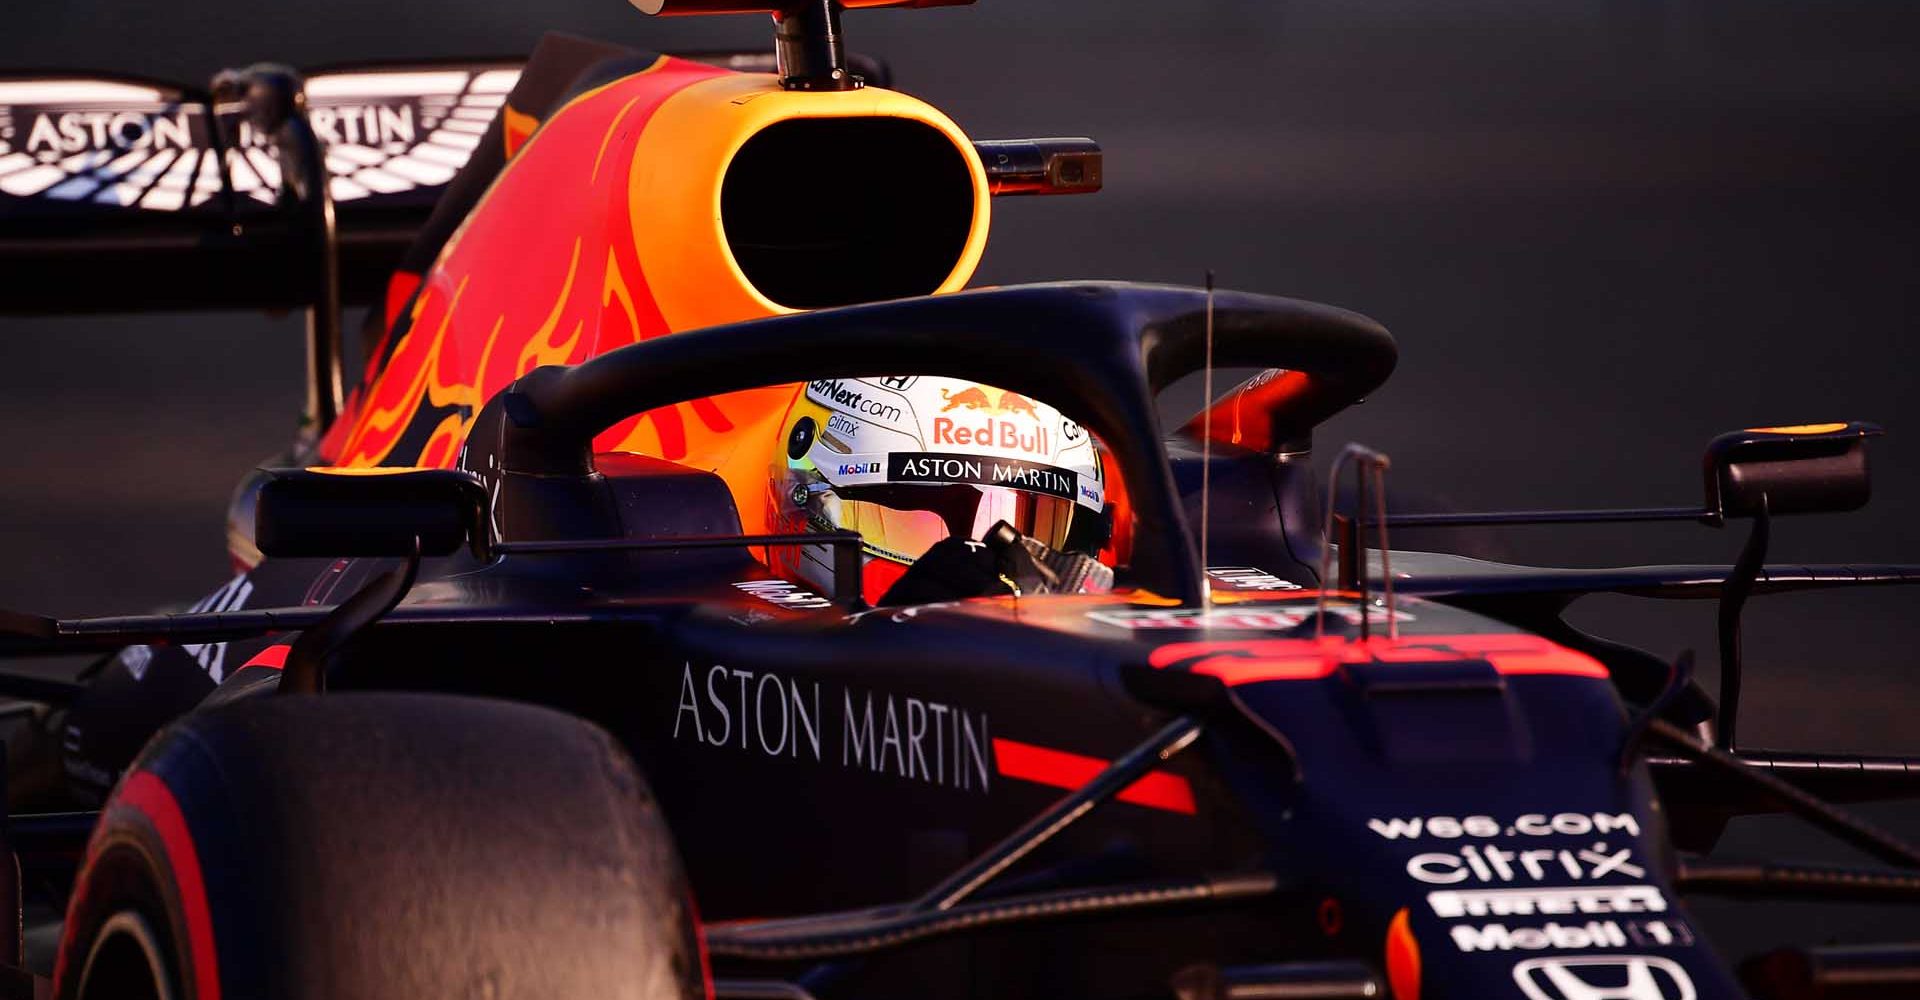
[1512,956,1696,1000]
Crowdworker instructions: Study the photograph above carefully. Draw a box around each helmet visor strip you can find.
[828,483,1077,562]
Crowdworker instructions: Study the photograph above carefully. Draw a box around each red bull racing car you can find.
[2,2,1919,998]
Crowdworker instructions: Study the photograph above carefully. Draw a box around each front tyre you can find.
[56,693,705,1000]
[75,910,173,1000]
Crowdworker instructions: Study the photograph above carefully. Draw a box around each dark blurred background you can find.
[4,0,1919,960]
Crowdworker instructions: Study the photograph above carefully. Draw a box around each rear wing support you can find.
[212,65,345,433]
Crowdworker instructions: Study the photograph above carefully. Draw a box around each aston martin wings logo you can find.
[293,66,522,204]
[0,78,209,209]
[0,65,521,212]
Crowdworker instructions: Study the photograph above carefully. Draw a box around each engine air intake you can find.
[721,117,975,309]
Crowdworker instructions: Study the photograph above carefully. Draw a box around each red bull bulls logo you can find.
[939,386,1039,417]
[940,386,994,412]
[934,387,1050,457]
[997,391,1039,418]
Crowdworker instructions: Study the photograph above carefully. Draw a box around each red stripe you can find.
[1149,633,1607,686]
[685,892,715,1000]
[238,645,291,671]
[113,772,221,1000]
[992,738,1197,815]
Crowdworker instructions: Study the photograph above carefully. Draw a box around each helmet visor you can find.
[827,483,1077,563]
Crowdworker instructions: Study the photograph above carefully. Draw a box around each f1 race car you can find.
[2,2,1918,998]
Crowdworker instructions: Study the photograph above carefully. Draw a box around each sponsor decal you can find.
[939,386,1039,418]
[1369,813,1642,841]
[1622,921,1692,949]
[835,461,882,477]
[0,67,517,209]
[809,379,904,424]
[1061,417,1085,443]
[1206,566,1304,591]
[1452,920,1693,954]
[889,452,1079,503]
[733,579,832,611]
[1457,920,1628,953]
[672,663,992,791]
[931,415,1051,459]
[0,84,214,206]
[1512,956,1696,1000]
[877,375,917,391]
[256,69,523,206]
[1089,603,1411,631]
[1381,816,1692,964]
[1406,843,1645,885]
[826,412,862,438]
[1428,886,1668,919]
[305,104,416,148]
[180,573,254,683]
[22,108,196,154]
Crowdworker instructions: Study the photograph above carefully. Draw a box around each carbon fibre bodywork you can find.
[60,506,1735,1000]
[39,280,1754,999]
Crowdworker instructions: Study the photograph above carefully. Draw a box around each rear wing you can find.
[0,50,896,316]
[0,62,522,313]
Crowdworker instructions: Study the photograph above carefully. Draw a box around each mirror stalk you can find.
[1716,498,1770,752]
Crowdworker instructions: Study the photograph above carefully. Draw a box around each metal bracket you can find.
[279,537,421,695]
[1317,444,1396,639]
[211,64,344,436]
[1716,497,1769,750]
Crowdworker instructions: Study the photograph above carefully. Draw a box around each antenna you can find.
[1371,454,1397,640]
[1200,270,1215,604]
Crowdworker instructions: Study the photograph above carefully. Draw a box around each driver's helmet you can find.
[770,376,1109,602]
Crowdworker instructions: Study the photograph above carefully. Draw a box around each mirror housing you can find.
[256,468,490,559]
[1703,422,1881,521]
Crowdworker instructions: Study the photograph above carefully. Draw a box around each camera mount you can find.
[637,0,974,92]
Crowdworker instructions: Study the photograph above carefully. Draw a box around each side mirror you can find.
[1703,422,1881,520]
[256,468,490,558]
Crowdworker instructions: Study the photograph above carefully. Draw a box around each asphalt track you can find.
[4,0,1920,966]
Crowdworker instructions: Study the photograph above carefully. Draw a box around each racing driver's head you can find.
[771,376,1110,603]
